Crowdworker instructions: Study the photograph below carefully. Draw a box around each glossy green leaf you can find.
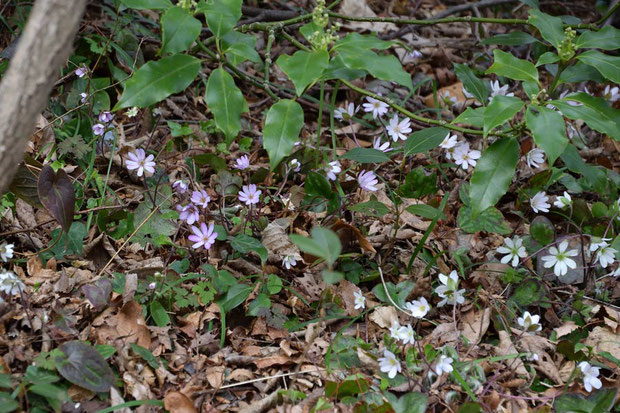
[481,32,538,46]
[305,172,333,199]
[405,204,446,220]
[483,95,524,137]
[263,99,304,170]
[334,33,394,51]
[160,7,202,55]
[469,138,519,217]
[290,227,341,267]
[219,283,253,312]
[558,62,605,83]
[149,301,170,326]
[121,0,172,10]
[391,393,428,413]
[230,234,268,265]
[458,204,511,235]
[130,343,160,369]
[528,9,565,49]
[525,105,568,166]
[222,31,260,64]
[536,51,560,66]
[530,216,554,245]
[198,0,242,38]
[576,26,620,50]
[453,107,484,128]
[54,341,115,392]
[338,46,411,90]
[342,148,390,163]
[454,63,488,103]
[486,49,538,83]
[205,68,248,144]
[113,54,200,110]
[404,127,449,155]
[577,50,620,83]
[554,388,617,413]
[276,49,329,96]
[549,93,620,140]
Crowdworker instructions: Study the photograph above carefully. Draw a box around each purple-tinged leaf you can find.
[37,164,75,233]
[54,341,115,392]
[81,279,112,311]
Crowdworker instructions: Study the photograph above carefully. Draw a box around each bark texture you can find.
[0,0,87,193]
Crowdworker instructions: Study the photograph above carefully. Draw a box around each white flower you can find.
[434,355,454,375]
[553,191,572,209]
[526,353,539,362]
[610,267,620,278]
[362,96,389,119]
[389,321,402,340]
[353,290,366,310]
[126,148,156,177]
[530,192,550,214]
[0,243,14,262]
[326,161,341,181]
[80,92,89,104]
[334,102,358,121]
[497,237,527,267]
[410,50,423,59]
[148,282,157,290]
[517,311,542,332]
[373,137,391,152]
[282,255,297,270]
[604,85,620,103]
[435,270,466,307]
[453,143,480,171]
[489,80,514,101]
[589,237,611,252]
[445,141,466,161]
[541,240,578,277]
[0,270,24,296]
[463,88,475,100]
[578,361,602,393]
[126,107,139,118]
[526,148,545,169]
[440,133,458,150]
[406,297,430,318]
[289,159,301,172]
[386,115,412,142]
[440,91,457,107]
[596,245,617,269]
[235,155,250,170]
[378,350,401,379]
[397,324,416,345]
[358,170,378,192]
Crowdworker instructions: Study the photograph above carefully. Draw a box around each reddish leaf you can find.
[37,164,75,232]
[9,157,43,207]
[54,341,115,392]
[81,279,112,311]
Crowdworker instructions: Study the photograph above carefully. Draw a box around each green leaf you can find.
[576,26,620,50]
[160,7,202,55]
[536,51,560,66]
[54,341,115,392]
[453,107,484,128]
[372,281,414,308]
[528,9,565,49]
[290,227,341,267]
[149,301,170,326]
[549,93,620,140]
[334,33,394,51]
[219,283,253,312]
[230,234,268,265]
[121,0,172,9]
[577,50,620,83]
[338,45,411,90]
[458,205,511,235]
[0,392,18,412]
[404,127,449,155]
[483,95,524,137]
[481,32,538,46]
[248,293,271,316]
[205,67,248,145]
[342,148,390,163]
[391,392,428,413]
[558,62,605,83]
[305,172,333,199]
[276,50,329,96]
[130,343,160,369]
[453,63,488,103]
[525,105,568,166]
[221,31,260,64]
[486,49,538,83]
[113,54,200,110]
[197,0,242,38]
[469,138,519,217]
[266,274,283,294]
[530,216,555,245]
[0,374,12,389]
[263,99,304,170]
[322,270,344,285]
[397,167,438,199]
[349,197,390,218]
[95,345,116,360]
[29,383,67,411]
[554,388,618,413]
[406,204,446,220]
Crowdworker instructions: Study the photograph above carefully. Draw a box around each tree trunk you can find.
[0,0,88,194]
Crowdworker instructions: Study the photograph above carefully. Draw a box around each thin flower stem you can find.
[328,11,529,26]
[316,80,326,167]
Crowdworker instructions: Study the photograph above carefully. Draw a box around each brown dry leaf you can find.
[206,365,226,388]
[368,306,398,329]
[339,279,365,316]
[338,0,397,32]
[25,255,57,285]
[424,82,467,108]
[254,354,292,369]
[426,322,458,346]
[331,219,376,253]
[584,326,620,361]
[123,272,138,303]
[518,332,562,384]
[116,300,151,348]
[164,391,197,413]
[554,321,579,338]
[460,308,491,346]
[226,368,254,383]
[110,387,130,413]
[496,331,528,376]
[261,218,302,264]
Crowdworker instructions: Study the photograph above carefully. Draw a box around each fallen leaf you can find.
[368,306,398,329]
[116,300,151,348]
[460,308,491,346]
[164,391,197,413]
[496,331,528,376]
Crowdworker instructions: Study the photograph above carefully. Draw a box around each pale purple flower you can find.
[334,102,358,121]
[148,282,157,290]
[358,170,378,192]
[187,222,218,250]
[282,255,297,270]
[463,87,475,100]
[98,111,114,124]
[191,189,211,208]
[526,148,545,169]
[238,184,261,206]
[176,203,200,225]
[92,123,105,136]
[235,155,250,170]
[362,96,389,119]
[126,148,156,177]
[386,115,412,142]
[541,240,578,277]
[172,180,188,194]
[440,90,457,107]
[80,92,89,104]
[75,65,88,78]
[410,50,423,59]
[373,137,391,152]
[453,143,480,170]
[530,191,550,214]
[326,161,341,181]
[559,90,583,106]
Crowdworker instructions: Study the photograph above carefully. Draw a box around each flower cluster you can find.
[0,244,24,304]
[93,111,114,137]
[439,133,481,171]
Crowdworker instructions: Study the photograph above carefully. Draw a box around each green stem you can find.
[328,12,528,26]
[596,1,620,25]
[280,30,310,52]
[316,80,326,166]
[330,80,341,159]
[264,29,276,95]
[548,61,568,97]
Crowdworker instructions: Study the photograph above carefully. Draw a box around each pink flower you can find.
[188,222,218,250]
[176,203,199,225]
[125,148,156,177]
[98,111,114,123]
[75,65,88,78]
[235,155,250,170]
[172,180,188,194]
[92,123,105,136]
[358,170,378,192]
[191,189,211,208]
[238,184,261,205]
